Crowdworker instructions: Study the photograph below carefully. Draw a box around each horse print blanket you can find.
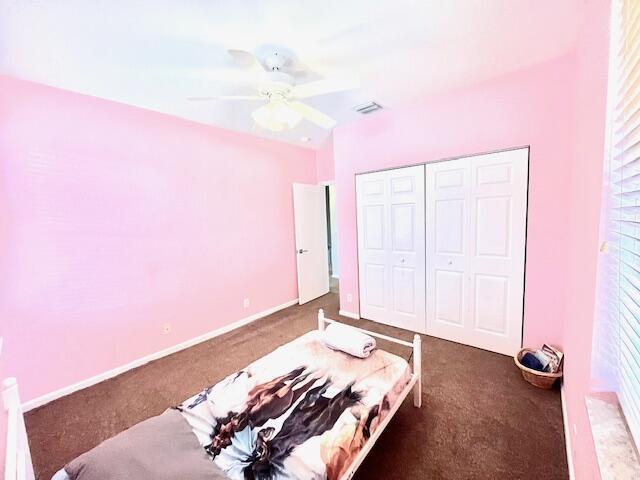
[60,330,411,480]
[178,330,411,480]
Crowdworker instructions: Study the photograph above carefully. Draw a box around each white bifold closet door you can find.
[425,148,528,355]
[356,165,426,333]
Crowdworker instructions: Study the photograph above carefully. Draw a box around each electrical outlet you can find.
[162,323,171,334]
[243,298,250,308]
[347,293,353,303]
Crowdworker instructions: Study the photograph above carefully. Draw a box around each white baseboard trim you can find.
[561,382,576,480]
[339,309,360,320]
[22,298,298,412]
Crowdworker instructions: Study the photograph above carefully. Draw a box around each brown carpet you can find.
[25,291,568,479]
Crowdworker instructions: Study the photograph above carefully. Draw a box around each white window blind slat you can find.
[614,123,640,148]
[613,136,640,159]
[614,205,640,214]
[619,364,640,417]
[620,389,640,448]
[618,74,639,106]
[619,370,640,424]
[621,311,640,346]
[613,186,640,199]
[621,269,640,290]
[621,258,640,276]
[619,355,640,406]
[614,116,640,143]
[614,170,640,186]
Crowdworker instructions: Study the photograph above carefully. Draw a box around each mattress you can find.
[178,330,411,479]
[55,330,411,480]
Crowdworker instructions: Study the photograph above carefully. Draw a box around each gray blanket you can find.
[64,409,228,480]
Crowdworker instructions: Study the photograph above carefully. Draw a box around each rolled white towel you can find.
[322,322,377,358]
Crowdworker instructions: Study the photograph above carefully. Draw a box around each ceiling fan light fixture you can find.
[193,49,344,131]
[251,100,302,131]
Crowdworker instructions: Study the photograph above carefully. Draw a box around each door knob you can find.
[298,249,309,254]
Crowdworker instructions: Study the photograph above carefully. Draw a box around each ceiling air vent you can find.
[353,101,383,115]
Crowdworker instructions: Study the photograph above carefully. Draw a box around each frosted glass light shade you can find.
[252,101,303,131]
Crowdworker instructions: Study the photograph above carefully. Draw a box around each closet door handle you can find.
[297,249,309,254]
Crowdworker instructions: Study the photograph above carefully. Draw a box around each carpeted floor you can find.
[25,290,568,479]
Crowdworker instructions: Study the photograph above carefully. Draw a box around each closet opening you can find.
[355,147,529,355]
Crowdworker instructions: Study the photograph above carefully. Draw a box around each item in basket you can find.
[521,352,546,372]
[541,344,564,373]
[532,351,553,371]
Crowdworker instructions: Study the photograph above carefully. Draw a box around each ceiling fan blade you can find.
[187,95,262,101]
[291,76,360,99]
[287,101,337,129]
[227,49,259,69]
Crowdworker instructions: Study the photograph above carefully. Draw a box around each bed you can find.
[4,309,422,480]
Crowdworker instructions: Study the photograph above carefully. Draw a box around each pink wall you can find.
[562,1,611,478]
[333,54,577,348]
[315,133,335,183]
[0,76,317,403]
[0,371,5,476]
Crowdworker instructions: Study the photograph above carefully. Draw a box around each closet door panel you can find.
[475,196,511,257]
[357,170,389,317]
[435,270,465,326]
[393,266,416,314]
[468,150,528,354]
[426,148,528,356]
[435,199,465,254]
[364,264,386,308]
[426,157,471,340]
[357,165,426,333]
[387,165,425,331]
[474,273,509,334]
[363,205,385,250]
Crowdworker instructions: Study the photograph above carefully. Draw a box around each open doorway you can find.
[324,184,339,294]
[291,181,337,304]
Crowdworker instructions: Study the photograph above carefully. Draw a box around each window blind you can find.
[605,0,640,448]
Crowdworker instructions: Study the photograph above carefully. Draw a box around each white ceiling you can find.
[0,0,585,149]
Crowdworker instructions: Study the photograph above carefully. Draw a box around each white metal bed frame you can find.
[317,309,423,480]
[3,309,421,480]
[3,377,34,480]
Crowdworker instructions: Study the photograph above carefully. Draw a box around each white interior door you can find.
[293,183,330,304]
[425,148,528,355]
[356,165,426,333]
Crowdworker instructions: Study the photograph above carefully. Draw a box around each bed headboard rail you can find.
[318,309,415,347]
[3,378,35,480]
[317,309,422,408]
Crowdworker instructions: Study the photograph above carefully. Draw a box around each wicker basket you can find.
[514,348,563,389]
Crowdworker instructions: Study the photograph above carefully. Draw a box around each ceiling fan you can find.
[188,49,359,132]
